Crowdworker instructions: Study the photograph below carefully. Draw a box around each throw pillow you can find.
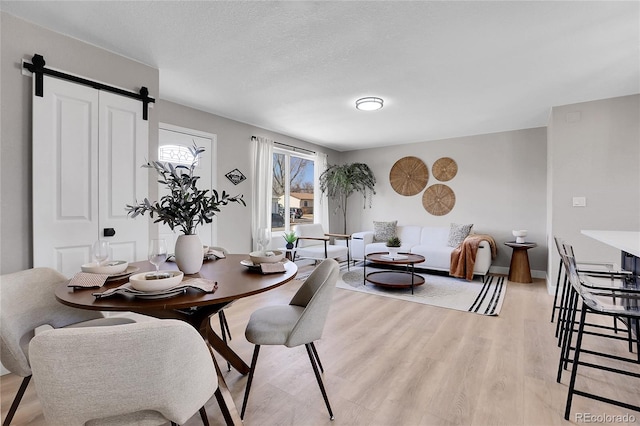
[448,223,473,247]
[373,220,397,242]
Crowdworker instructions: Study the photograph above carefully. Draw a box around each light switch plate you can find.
[572,196,586,207]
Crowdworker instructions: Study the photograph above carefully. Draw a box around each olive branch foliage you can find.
[126,145,245,235]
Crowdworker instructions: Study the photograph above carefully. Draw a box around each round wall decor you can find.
[432,157,458,182]
[422,184,455,216]
[389,156,429,196]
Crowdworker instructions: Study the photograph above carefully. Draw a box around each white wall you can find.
[547,94,640,286]
[156,100,340,254]
[341,127,548,272]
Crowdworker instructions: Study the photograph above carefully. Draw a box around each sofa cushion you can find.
[373,221,397,242]
[447,223,473,247]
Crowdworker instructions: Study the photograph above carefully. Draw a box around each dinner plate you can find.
[81,260,128,275]
[132,287,186,299]
[106,266,139,281]
[240,259,261,270]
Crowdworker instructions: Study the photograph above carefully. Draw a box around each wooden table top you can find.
[365,252,425,265]
[55,254,298,312]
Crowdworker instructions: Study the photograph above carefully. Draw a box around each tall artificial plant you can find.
[319,163,376,234]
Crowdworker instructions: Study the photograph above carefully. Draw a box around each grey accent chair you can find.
[240,258,339,420]
[29,319,220,426]
[0,267,135,426]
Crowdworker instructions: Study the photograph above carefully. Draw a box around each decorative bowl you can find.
[129,271,184,292]
[81,260,128,275]
[249,250,284,264]
[512,230,527,243]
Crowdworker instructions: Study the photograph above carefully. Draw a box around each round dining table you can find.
[55,254,298,426]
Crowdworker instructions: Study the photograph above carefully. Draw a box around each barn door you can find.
[33,76,148,277]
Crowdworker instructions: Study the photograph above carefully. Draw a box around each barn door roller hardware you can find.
[23,54,155,120]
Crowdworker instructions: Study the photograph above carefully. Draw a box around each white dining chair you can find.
[240,258,339,420]
[29,319,220,426]
[0,267,135,426]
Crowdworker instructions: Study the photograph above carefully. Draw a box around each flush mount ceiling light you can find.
[355,97,384,111]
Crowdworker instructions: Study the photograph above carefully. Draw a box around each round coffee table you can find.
[364,252,426,294]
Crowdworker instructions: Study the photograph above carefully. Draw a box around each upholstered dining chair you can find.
[29,319,220,426]
[240,258,339,420]
[0,267,136,426]
[293,223,350,269]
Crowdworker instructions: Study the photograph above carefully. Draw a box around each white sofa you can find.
[350,225,493,279]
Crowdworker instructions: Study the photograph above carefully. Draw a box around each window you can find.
[271,148,315,232]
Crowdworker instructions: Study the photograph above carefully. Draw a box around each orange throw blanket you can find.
[450,234,497,281]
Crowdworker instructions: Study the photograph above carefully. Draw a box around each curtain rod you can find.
[252,136,316,155]
[23,54,155,121]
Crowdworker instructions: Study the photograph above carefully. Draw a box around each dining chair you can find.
[293,223,350,269]
[0,267,136,426]
[558,248,640,420]
[29,319,220,426]
[240,258,339,420]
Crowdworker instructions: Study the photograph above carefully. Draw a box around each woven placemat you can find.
[422,184,455,216]
[389,156,429,196]
[432,157,458,182]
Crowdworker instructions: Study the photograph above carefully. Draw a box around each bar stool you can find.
[560,250,640,419]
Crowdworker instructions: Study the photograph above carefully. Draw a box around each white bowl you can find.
[129,271,184,292]
[249,250,284,264]
[512,230,528,238]
[81,260,128,275]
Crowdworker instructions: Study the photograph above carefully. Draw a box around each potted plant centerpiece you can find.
[386,236,401,257]
[126,145,245,274]
[283,231,297,249]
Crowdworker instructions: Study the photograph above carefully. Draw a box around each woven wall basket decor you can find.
[432,157,458,182]
[422,184,455,216]
[389,156,429,196]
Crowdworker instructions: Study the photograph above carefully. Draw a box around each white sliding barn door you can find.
[99,92,149,263]
[33,76,148,277]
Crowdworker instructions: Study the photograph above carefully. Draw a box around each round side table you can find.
[504,241,537,283]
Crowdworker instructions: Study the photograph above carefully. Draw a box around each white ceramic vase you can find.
[387,247,400,257]
[175,234,203,274]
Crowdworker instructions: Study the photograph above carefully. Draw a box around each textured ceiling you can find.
[2,1,638,151]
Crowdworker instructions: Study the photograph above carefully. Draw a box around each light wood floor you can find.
[2,276,639,425]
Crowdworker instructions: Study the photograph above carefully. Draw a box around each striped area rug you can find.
[337,266,506,316]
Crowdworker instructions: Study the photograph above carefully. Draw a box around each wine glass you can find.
[92,240,110,266]
[148,239,168,278]
[257,228,271,253]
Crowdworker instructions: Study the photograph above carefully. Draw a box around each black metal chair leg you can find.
[218,310,232,371]
[240,345,261,420]
[556,274,570,342]
[309,341,324,373]
[305,343,334,420]
[564,305,588,420]
[199,406,210,426]
[3,375,31,426]
[551,261,563,322]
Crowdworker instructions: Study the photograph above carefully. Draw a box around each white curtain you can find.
[314,152,329,231]
[251,137,274,251]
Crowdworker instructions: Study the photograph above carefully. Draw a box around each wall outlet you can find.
[572,196,586,207]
